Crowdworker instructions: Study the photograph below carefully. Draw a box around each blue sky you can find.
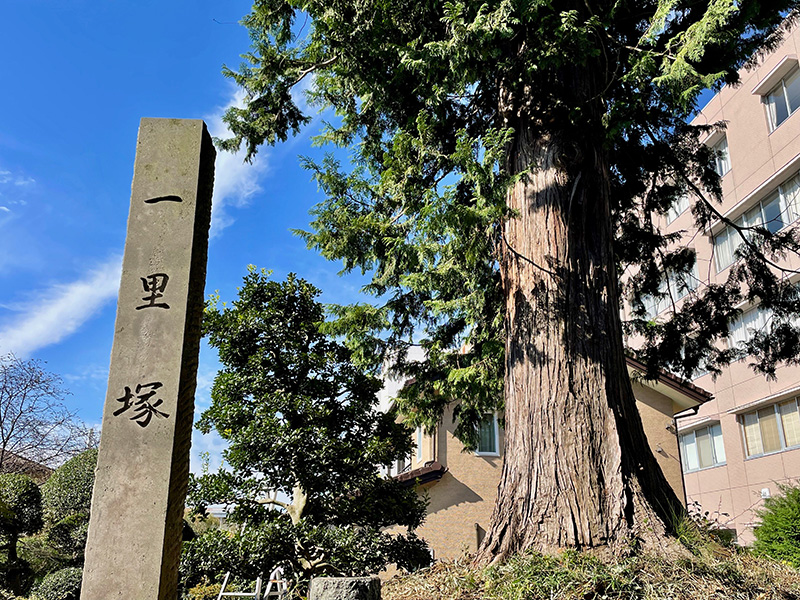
[0,2,722,474]
[0,0,367,471]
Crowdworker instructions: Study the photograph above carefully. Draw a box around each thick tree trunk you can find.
[476,67,684,561]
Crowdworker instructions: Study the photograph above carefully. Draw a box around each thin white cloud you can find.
[0,168,35,187]
[0,255,122,357]
[64,363,109,384]
[205,89,270,237]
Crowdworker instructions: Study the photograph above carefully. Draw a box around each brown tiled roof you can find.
[396,461,447,487]
[625,355,713,405]
[0,452,54,484]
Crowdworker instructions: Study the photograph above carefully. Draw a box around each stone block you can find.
[308,576,381,600]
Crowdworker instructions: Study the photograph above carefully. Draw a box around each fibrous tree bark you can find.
[480,79,681,558]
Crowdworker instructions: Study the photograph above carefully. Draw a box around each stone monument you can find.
[309,577,381,600]
[81,119,215,600]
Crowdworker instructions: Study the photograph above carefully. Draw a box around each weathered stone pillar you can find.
[81,118,215,600]
[308,577,381,600]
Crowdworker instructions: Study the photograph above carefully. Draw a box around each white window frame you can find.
[679,423,726,472]
[728,305,771,350]
[666,193,690,224]
[712,135,731,177]
[475,412,500,457]
[415,426,423,462]
[397,455,410,474]
[713,171,800,272]
[642,262,700,318]
[740,397,800,458]
[763,67,800,131]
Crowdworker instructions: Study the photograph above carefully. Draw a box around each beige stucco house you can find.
[384,357,710,560]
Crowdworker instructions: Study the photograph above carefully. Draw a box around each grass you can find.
[383,540,800,600]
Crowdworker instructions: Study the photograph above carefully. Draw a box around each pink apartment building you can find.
[632,21,800,544]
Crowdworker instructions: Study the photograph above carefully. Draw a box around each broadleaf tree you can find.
[219,1,800,559]
[189,270,430,582]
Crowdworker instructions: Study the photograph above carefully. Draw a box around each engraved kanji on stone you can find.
[136,273,170,310]
[144,195,182,204]
[113,382,170,427]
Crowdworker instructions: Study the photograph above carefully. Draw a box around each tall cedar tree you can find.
[192,270,429,578]
[219,2,800,559]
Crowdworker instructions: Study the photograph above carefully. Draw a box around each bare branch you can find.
[292,55,338,87]
[0,354,88,471]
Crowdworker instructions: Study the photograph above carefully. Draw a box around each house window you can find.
[666,193,691,224]
[741,398,800,458]
[764,67,800,131]
[728,305,771,349]
[397,456,410,473]
[416,426,423,462]
[713,172,800,271]
[680,423,726,472]
[476,413,499,455]
[712,136,731,176]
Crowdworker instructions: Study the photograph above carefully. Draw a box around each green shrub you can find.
[0,560,32,597]
[186,578,224,600]
[0,474,43,539]
[0,474,42,595]
[179,525,292,592]
[30,567,82,600]
[34,450,96,575]
[753,482,800,567]
[180,518,429,596]
[0,588,21,600]
[18,535,64,578]
[191,271,430,588]
[41,450,97,526]
[45,515,88,565]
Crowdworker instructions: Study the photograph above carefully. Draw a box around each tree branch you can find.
[292,55,339,87]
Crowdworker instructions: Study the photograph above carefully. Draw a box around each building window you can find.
[712,135,731,176]
[680,423,726,472]
[741,398,800,458]
[713,172,800,271]
[476,413,499,455]
[642,263,699,318]
[764,67,800,131]
[728,305,771,349]
[397,456,410,474]
[689,355,711,380]
[416,426,423,462]
[666,193,691,224]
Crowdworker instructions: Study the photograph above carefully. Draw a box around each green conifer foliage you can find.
[219,0,800,558]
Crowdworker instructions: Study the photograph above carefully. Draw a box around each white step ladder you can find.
[263,567,289,599]
[215,567,287,600]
